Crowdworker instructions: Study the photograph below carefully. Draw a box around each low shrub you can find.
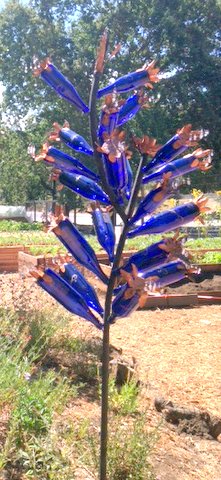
[0,220,43,232]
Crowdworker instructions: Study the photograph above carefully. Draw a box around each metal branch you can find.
[127,153,147,219]
[99,153,146,480]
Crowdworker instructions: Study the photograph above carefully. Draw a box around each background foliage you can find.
[0,0,220,204]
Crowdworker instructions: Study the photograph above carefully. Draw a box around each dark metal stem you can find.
[100,225,127,479]
[88,52,147,480]
[99,154,146,480]
[127,153,147,219]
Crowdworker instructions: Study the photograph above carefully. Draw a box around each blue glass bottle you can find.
[97,61,159,98]
[36,268,103,329]
[143,134,186,174]
[101,153,128,203]
[91,203,115,262]
[59,262,103,315]
[34,59,89,114]
[109,286,140,323]
[140,260,188,289]
[122,238,184,274]
[58,171,110,205]
[127,201,205,238]
[111,153,129,196]
[52,217,108,284]
[142,124,205,174]
[49,123,93,156]
[97,99,130,202]
[98,110,119,144]
[117,93,144,126]
[36,145,99,181]
[130,179,173,224]
[125,159,133,199]
[142,150,212,185]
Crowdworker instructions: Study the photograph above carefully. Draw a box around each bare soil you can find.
[0,273,221,479]
[166,272,221,295]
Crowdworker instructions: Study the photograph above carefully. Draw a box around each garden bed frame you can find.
[16,250,221,307]
[0,245,219,272]
[1,247,221,306]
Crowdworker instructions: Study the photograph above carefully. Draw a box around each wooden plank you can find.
[141,294,198,309]
[0,246,25,272]
[198,295,221,305]
[198,264,221,272]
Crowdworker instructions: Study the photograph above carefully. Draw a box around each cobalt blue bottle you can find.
[101,154,128,203]
[127,199,208,238]
[98,110,119,143]
[140,260,189,289]
[33,59,89,114]
[58,171,110,205]
[36,144,98,181]
[109,287,140,323]
[35,268,103,329]
[91,202,115,262]
[97,61,159,98]
[59,262,103,315]
[142,150,212,185]
[122,238,184,274]
[52,217,108,284]
[130,179,173,224]
[97,98,129,201]
[143,124,205,174]
[49,122,93,156]
[117,93,143,126]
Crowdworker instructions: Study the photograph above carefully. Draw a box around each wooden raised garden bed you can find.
[17,250,221,308]
[1,247,221,307]
[0,244,220,273]
[0,246,29,273]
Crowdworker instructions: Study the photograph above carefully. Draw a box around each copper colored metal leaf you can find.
[95,30,108,73]
[109,43,121,59]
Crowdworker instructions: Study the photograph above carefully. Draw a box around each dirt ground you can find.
[0,273,221,479]
[64,303,221,480]
[166,272,221,295]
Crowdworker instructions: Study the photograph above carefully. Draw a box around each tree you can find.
[0,125,48,204]
[0,0,220,192]
[73,0,221,187]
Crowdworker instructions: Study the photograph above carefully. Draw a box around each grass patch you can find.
[107,415,157,480]
[0,230,60,246]
[55,413,157,480]
[0,308,78,475]
[0,307,158,478]
[0,227,221,255]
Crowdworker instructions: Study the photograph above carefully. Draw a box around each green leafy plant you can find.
[200,251,221,264]
[107,415,157,480]
[108,378,139,416]
[0,220,44,232]
[10,371,74,444]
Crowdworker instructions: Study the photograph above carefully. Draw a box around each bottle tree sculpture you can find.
[32,32,212,479]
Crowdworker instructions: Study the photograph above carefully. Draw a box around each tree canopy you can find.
[0,0,220,203]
